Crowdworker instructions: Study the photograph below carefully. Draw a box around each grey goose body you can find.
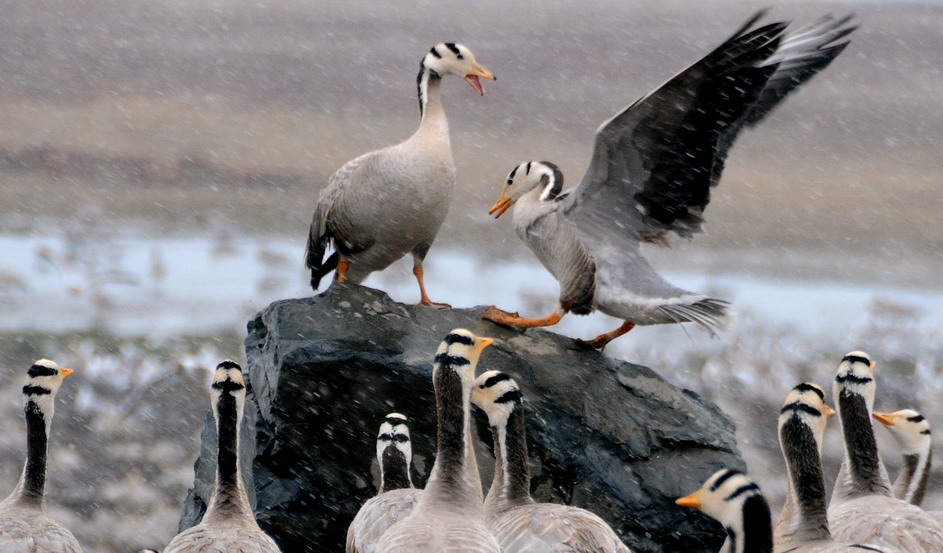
[827,352,943,553]
[472,370,631,553]
[0,360,82,553]
[485,12,855,350]
[306,43,494,307]
[163,361,280,553]
[347,413,422,553]
[375,330,501,553]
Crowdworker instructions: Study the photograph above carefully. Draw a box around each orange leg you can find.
[414,264,451,309]
[576,321,636,351]
[483,306,562,329]
[336,257,350,283]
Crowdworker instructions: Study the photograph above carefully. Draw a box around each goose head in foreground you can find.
[483,12,855,350]
[873,409,932,506]
[377,412,414,493]
[305,43,494,307]
[0,359,82,553]
[676,469,772,553]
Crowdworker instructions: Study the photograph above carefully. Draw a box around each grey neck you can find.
[204,393,254,525]
[485,406,532,514]
[420,365,482,512]
[415,68,448,139]
[777,417,831,543]
[894,450,931,506]
[7,400,50,509]
[379,447,412,494]
[834,389,891,499]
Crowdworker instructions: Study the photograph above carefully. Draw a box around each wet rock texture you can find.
[179,283,744,553]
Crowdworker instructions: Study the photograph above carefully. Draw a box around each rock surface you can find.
[179,283,744,552]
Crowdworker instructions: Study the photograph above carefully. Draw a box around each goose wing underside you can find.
[561,12,853,249]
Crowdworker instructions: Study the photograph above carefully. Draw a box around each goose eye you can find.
[506,179,513,185]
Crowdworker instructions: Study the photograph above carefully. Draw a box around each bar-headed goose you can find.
[677,469,773,553]
[775,382,894,552]
[484,12,855,349]
[873,409,943,523]
[828,352,943,552]
[375,330,501,553]
[163,361,281,553]
[472,370,632,552]
[306,43,494,307]
[0,360,82,553]
[347,413,422,553]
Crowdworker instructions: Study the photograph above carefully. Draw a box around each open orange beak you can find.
[464,64,495,96]
[873,412,896,426]
[675,489,703,509]
[60,368,74,379]
[489,191,513,218]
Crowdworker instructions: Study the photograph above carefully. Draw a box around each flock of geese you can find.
[5,7,937,553]
[306,10,855,350]
[2,341,943,552]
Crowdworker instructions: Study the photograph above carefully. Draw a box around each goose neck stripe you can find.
[725,483,760,502]
[780,402,822,418]
[793,383,825,401]
[211,379,245,393]
[907,414,925,423]
[379,432,410,443]
[841,355,871,366]
[443,333,475,346]
[483,372,512,388]
[709,469,742,491]
[22,385,52,396]
[835,373,873,385]
[434,353,470,366]
[494,389,522,404]
[27,364,58,377]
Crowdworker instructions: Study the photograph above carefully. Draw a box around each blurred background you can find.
[1,0,942,550]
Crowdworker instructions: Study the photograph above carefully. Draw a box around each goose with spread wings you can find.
[485,12,855,349]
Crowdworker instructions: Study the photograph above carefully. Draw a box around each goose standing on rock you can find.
[472,370,632,553]
[375,329,501,553]
[0,360,82,553]
[306,43,495,307]
[484,12,855,349]
[163,361,281,553]
[775,382,894,552]
[347,413,422,553]
[873,408,943,522]
[827,352,943,552]
[676,469,774,553]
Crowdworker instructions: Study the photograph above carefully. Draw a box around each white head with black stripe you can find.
[833,351,877,410]
[489,161,565,218]
[472,370,522,429]
[22,359,73,419]
[677,468,772,552]
[377,412,412,464]
[874,408,931,456]
[421,43,494,95]
[434,329,495,385]
[778,382,835,451]
[210,359,246,412]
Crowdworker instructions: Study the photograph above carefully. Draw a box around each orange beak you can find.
[60,367,74,379]
[824,405,837,418]
[464,63,495,96]
[675,489,703,509]
[477,337,496,351]
[489,191,513,218]
[873,412,896,426]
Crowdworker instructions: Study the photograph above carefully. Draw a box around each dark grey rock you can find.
[179,282,744,552]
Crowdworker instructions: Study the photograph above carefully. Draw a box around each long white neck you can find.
[414,68,449,143]
[894,444,931,506]
[484,407,532,516]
